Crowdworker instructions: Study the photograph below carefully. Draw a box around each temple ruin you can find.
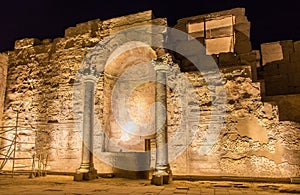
[0,8,299,184]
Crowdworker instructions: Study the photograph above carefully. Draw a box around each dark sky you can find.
[0,0,300,52]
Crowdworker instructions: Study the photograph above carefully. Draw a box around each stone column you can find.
[151,59,172,185]
[74,67,98,181]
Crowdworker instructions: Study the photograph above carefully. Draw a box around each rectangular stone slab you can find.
[261,42,283,65]
[205,36,234,55]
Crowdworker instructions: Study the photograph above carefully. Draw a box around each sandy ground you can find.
[0,174,299,195]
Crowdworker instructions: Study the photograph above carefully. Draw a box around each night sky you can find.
[0,0,300,52]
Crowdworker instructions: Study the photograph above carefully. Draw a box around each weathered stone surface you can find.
[166,63,300,177]
[205,15,234,39]
[0,53,8,126]
[264,74,289,95]
[259,39,300,95]
[261,42,284,65]
[206,36,234,55]
[65,19,100,38]
[218,52,238,66]
[264,94,300,122]
[14,38,41,50]
[234,31,252,54]
[0,8,299,180]
[294,40,300,53]
[187,21,204,34]
[281,40,294,58]
[177,8,245,25]
[176,8,252,56]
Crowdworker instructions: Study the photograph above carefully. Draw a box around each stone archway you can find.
[102,41,157,152]
[74,39,168,180]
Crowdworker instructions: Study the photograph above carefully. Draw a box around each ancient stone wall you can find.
[0,8,299,178]
[0,53,8,127]
[1,10,163,172]
[259,40,300,95]
[264,94,300,122]
[165,8,300,177]
[167,65,300,177]
[171,7,259,92]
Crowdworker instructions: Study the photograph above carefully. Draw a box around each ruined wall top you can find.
[177,7,245,23]
[172,7,251,57]
[259,39,300,95]
[13,10,157,50]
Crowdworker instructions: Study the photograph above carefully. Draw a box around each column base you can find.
[151,169,172,185]
[74,167,98,181]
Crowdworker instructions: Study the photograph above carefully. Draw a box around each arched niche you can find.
[102,41,157,152]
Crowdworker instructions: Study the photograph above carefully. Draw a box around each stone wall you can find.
[259,40,300,95]
[1,10,163,172]
[264,94,300,122]
[171,8,258,81]
[0,53,8,127]
[0,8,299,178]
[167,65,300,177]
[165,8,300,177]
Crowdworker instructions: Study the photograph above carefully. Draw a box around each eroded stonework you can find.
[0,53,8,127]
[0,8,299,179]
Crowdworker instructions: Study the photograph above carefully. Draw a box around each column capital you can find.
[152,57,170,72]
[79,66,103,83]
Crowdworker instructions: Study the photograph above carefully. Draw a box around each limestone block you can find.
[263,63,280,76]
[280,40,294,62]
[205,15,234,39]
[102,10,152,29]
[218,52,238,66]
[288,72,300,87]
[189,32,205,40]
[234,31,252,54]
[187,21,204,34]
[261,42,283,65]
[233,22,250,38]
[278,62,289,74]
[65,19,100,37]
[294,40,300,53]
[235,15,248,24]
[205,36,234,55]
[264,74,289,95]
[177,8,245,26]
[238,51,256,65]
[290,52,300,65]
[206,26,233,39]
[14,38,40,49]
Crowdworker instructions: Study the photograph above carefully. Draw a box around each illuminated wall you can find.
[0,53,8,127]
[0,8,299,178]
